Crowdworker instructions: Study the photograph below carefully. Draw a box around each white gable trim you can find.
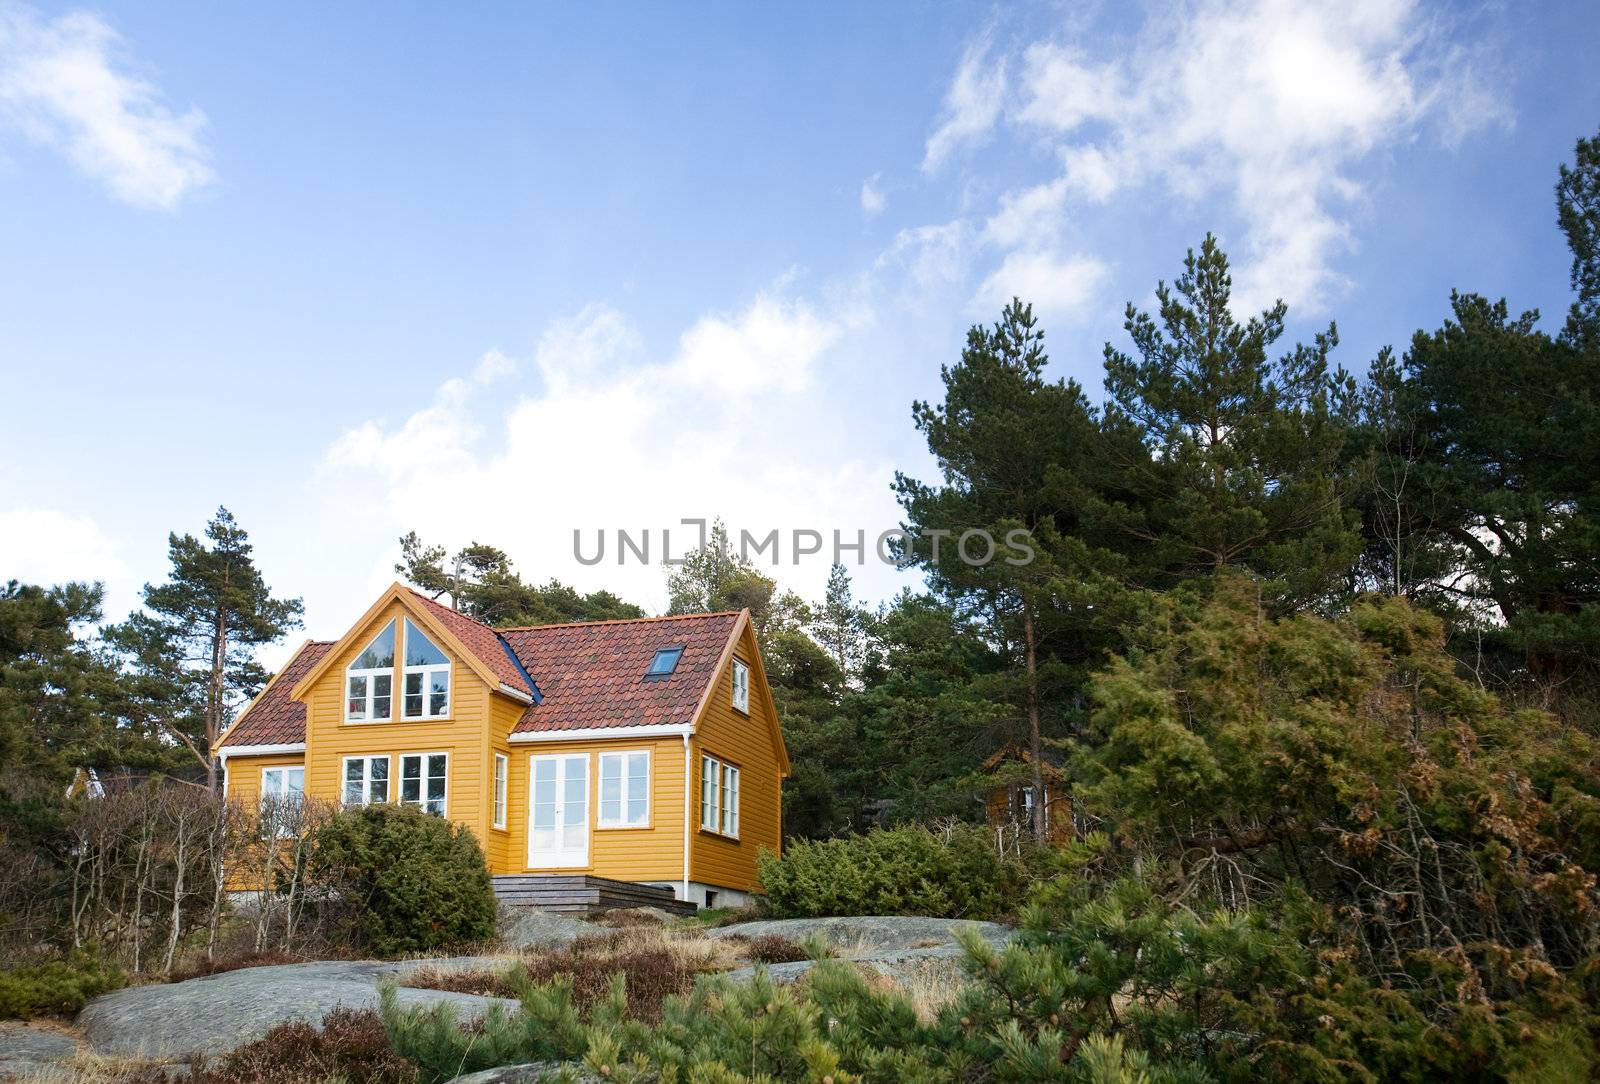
[218,742,306,765]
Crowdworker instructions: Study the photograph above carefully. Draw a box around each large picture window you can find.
[403,619,450,719]
[598,750,650,827]
[399,752,447,815]
[343,755,389,806]
[346,621,395,722]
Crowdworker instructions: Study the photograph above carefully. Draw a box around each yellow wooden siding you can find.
[689,623,783,893]
[301,598,491,841]
[482,695,526,873]
[222,752,306,808]
[502,735,688,879]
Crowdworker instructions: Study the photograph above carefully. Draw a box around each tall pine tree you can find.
[106,508,302,790]
[1100,235,1360,608]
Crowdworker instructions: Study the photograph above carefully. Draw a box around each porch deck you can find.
[492,874,696,916]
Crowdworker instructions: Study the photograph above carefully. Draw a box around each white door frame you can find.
[528,752,589,868]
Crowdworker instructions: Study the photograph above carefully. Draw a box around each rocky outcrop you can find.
[78,959,520,1060]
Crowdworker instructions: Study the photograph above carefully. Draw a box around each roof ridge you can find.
[404,586,507,633]
[496,610,744,633]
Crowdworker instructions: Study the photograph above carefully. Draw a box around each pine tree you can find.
[665,519,807,636]
[395,531,643,626]
[812,563,865,681]
[1101,234,1360,607]
[896,300,1111,838]
[106,508,302,790]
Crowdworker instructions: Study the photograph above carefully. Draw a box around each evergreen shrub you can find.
[309,804,496,956]
[0,951,123,1019]
[756,823,1024,919]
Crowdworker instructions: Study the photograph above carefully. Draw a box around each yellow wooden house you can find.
[215,583,789,908]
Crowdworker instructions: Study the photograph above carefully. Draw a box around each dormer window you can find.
[346,621,395,722]
[403,618,450,718]
[645,646,684,680]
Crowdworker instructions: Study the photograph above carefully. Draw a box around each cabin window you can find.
[700,753,739,837]
[700,755,719,831]
[598,750,650,827]
[645,646,683,679]
[260,766,304,837]
[730,658,750,713]
[343,755,389,806]
[399,752,448,815]
[492,753,508,829]
[402,619,451,719]
[346,621,395,722]
[721,763,740,837]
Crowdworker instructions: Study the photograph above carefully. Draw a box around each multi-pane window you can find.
[400,752,447,815]
[599,750,650,827]
[492,753,508,829]
[346,621,395,721]
[403,619,450,719]
[343,755,389,806]
[260,766,304,836]
[721,763,740,837]
[700,754,738,836]
[731,658,750,713]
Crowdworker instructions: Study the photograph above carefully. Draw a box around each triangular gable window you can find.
[403,618,451,718]
[346,621,395,721]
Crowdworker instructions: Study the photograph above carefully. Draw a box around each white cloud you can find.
[672,293,843,396]
[0,507,135,619]
[922,35,1006,173]
[0,4,212,210]
[981,175,1070,249]
[859,174,886,217]
[964,0,1511,313]
[312,288,904,620]
[972,249,1107,322]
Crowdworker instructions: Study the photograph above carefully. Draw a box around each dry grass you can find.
[406,926,747,1024]
[896,963,972,1023]
[722,933,816,964]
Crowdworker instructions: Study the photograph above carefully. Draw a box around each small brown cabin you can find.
[980,746,1071,844]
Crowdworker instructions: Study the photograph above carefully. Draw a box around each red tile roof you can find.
[406,589,533,693]
[501,612,741,734]
[219,640,334,747]
[219,607,743,746]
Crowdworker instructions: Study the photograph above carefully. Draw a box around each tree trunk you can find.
[206,604,228,792]
[1022,600,1047,840]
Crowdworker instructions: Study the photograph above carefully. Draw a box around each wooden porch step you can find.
[492,874,695,916]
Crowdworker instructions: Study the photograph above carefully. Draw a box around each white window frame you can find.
[597,749,651,828]
[345,621,396,723]
[731,658,750,714]
[260,766,304,837]
[721,762,740,838]
[398,751,449,816]
[402,618,452,720]
[700,754,720,831]
[492,753,508,830]
[700,753,739,837]
[342,754,390,807]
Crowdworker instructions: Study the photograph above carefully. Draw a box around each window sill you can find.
[596,822,653,832]
[698,826,740,842]
[342,716,454,725]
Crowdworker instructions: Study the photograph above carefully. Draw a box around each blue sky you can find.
[1,1,1597,657]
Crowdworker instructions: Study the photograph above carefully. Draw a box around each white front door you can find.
[528,753,589,868]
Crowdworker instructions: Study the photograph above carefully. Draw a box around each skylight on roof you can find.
[646,646,684,678]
